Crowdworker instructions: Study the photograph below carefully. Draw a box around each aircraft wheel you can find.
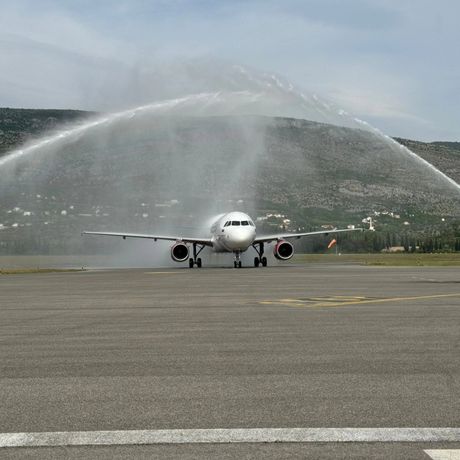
[196,258,202,268]
[189,258,194,268]
[234,261,237,268]
[261,256,268,267]
[254,257,260,267]
[238,261,242,268]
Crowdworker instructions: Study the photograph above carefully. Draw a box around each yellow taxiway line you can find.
[259,293,460,308]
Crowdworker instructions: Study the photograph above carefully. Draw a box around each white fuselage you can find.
[210,211,256,253]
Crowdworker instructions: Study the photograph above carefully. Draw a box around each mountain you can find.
[394,137,460,184]
[0,108,93,156]
[0,108,459,254]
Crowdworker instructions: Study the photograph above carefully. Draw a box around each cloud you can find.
[0,0,459,140]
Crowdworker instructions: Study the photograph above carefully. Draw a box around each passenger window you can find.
[241,221,249,226]
[232,221,240,226]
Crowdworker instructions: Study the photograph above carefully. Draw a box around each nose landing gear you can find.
[233,251,242,268]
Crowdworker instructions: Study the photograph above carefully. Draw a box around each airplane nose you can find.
[226,228,255,250]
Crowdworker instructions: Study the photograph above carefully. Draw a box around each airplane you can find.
[83,211,363,268]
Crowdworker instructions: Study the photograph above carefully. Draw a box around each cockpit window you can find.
[224,221,230,227]
[241,221,249,226]
[249,221,255,226]
[231,221,240,226]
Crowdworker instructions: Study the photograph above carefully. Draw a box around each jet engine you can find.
[171,242,189,262]
[273,240,294,260]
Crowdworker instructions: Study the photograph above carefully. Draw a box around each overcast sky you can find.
[0,0,458,141]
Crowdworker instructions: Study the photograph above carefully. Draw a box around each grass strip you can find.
[293,253,460,266]
[0,268,85,275]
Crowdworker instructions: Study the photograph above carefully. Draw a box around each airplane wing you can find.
[253,227,363,244]
[82,231,213,246]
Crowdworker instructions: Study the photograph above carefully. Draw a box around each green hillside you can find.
[0,108,459,255]
[395,137,460,184]
[0,108,94,156]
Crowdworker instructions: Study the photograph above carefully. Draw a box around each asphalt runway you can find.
[1,263,460,459]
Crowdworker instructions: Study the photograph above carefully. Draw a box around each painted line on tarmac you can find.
[260,293,460,308]
[2,428,460,447]
[425,450,460,460]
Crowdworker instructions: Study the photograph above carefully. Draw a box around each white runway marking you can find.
[1,428,460,448]
[425,450,460,460]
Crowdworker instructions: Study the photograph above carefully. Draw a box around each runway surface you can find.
[1,263,460,458]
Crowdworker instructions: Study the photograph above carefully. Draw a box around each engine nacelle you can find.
[273,240,294,260]
[171,242,189,262]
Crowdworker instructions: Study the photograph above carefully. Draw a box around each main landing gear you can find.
[189,243,204,268]
[253,242,268,267]
[233,251,242,268]
[189,258,202,268]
